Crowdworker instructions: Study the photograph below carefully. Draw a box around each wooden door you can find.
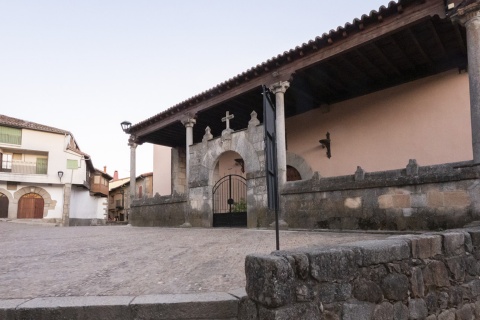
[18,193,44,219]
[0,193,8,218]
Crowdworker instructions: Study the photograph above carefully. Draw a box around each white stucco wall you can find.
[70,187,106,219]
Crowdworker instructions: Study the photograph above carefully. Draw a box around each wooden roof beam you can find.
[405,27,433,65]
[353,48,387,78]
[369,42,402,76]
[427,20,447,58]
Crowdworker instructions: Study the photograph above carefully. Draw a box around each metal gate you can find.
[212,174,247,227]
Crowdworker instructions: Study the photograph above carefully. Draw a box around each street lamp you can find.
[120,121,132,133]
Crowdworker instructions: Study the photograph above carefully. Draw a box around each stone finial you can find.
[202,126,213,142]
[406,159,419,176]
[355,166,365,181]
[248,111,260,128]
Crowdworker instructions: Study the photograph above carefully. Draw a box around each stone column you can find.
[128,135,137,222]
[62,183,71,227]
[269,81,290,188]
[269,80,290,229]
[181,117,196,186]
[453,4,480,163]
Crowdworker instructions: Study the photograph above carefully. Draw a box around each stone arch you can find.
[203,134,262,185]
[0,189,13,218]
[286,151,314,180]
[14,186,57,218]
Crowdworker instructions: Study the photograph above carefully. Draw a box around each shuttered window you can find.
[0,126,22,145]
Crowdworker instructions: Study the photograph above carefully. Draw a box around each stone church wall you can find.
[187,120,270,227]
[130,193,187,227]
[239,227,480,319]
[281,161,480,231]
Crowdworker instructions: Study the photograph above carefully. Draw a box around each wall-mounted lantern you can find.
[58,171,64,182]
[319,132,331,159]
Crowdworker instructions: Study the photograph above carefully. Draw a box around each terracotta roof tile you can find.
[0,114,70,135]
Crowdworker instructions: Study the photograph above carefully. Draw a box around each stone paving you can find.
[0,221,389,300]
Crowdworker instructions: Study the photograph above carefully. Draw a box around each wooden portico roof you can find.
[127,0,467,148]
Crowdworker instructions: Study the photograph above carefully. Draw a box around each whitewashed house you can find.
[0,114,111,226]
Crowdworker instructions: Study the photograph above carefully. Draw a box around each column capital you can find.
[268,81,290,95]
[128,135,137,148]
[451,2,480,26]
[181,117,196,128]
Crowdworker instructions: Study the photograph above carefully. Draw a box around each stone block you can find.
[0,299,28,320]
[237,297,258,320]
[443,191,471,207]
[344,239,410,266]
[16,296,134,320]
[245,254,294,308]
[308,247,357,281]
[393,194,411,208]
[424,292,438,314]
[411,267,425,298]
[393,302,408,320]
[427,190,444,207]
[455,303,474,320]
[423,260,451,288]
[352,279,383,303]
[342,300,375,320]
[408,299,428,320]
[381,273,409,301]
[411,194,427,208]
[316,282,352,304]
[372,302,393,320]
[443,232,465,256]
[465,279,480,297]
[426,315,436,320]
[438,309,456,320]
[468,229,480,247]
[131,293,238,320]
[258,302,320,320]
[445,256,466,281]
[378,195,394,209]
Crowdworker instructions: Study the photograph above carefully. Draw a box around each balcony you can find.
[0,160,47,175]
[90,183,109,197]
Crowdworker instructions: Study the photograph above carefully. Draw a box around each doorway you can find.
[18,193,44,219]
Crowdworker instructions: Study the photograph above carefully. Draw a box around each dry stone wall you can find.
[130,193,187,227]
[239,227,480,320]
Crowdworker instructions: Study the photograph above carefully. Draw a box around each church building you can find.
[123,0,480,231]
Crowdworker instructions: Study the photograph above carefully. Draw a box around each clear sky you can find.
[0,0,390,179]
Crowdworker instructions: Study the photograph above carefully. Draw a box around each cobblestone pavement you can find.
[0,221,389,299]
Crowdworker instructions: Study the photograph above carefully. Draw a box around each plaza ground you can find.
[0,221,389,300]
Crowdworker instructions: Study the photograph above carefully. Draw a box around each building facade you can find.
[124,0,480,231]
[0,115,111,225]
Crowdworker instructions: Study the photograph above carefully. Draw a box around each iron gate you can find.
[212,174,247,227]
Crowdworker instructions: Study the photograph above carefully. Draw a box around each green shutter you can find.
[67,159,78,169]
[36,158,48,174]
[0,126,22,145]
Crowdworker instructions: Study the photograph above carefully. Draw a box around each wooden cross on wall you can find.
[222,111,234,130]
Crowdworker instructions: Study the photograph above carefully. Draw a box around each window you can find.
[2,154,12,170]
[12,153,22,161]
[0,126,22,145]
[94,175,101,184]
[36,158,47,174]
[67,159,78,169]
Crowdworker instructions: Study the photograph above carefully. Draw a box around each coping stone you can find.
[131,292,239,320]
[0,299,29,320]
[15,296,134,320]
[342,239,410,266]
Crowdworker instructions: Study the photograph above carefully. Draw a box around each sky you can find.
[0,0,390,179]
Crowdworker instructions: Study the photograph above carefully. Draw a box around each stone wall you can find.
[130,193,187,227]
[239,227,480,320]
[282,161,480,231]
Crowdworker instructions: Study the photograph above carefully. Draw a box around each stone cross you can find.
[222,111,234,130]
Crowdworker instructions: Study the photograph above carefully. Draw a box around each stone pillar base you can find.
[269,219,289,230]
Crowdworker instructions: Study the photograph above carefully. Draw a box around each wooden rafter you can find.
[369,42,402,76]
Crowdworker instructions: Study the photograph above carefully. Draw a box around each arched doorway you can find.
[0,193,8,218]
[212,151,247,227]
[18,193,44,219]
